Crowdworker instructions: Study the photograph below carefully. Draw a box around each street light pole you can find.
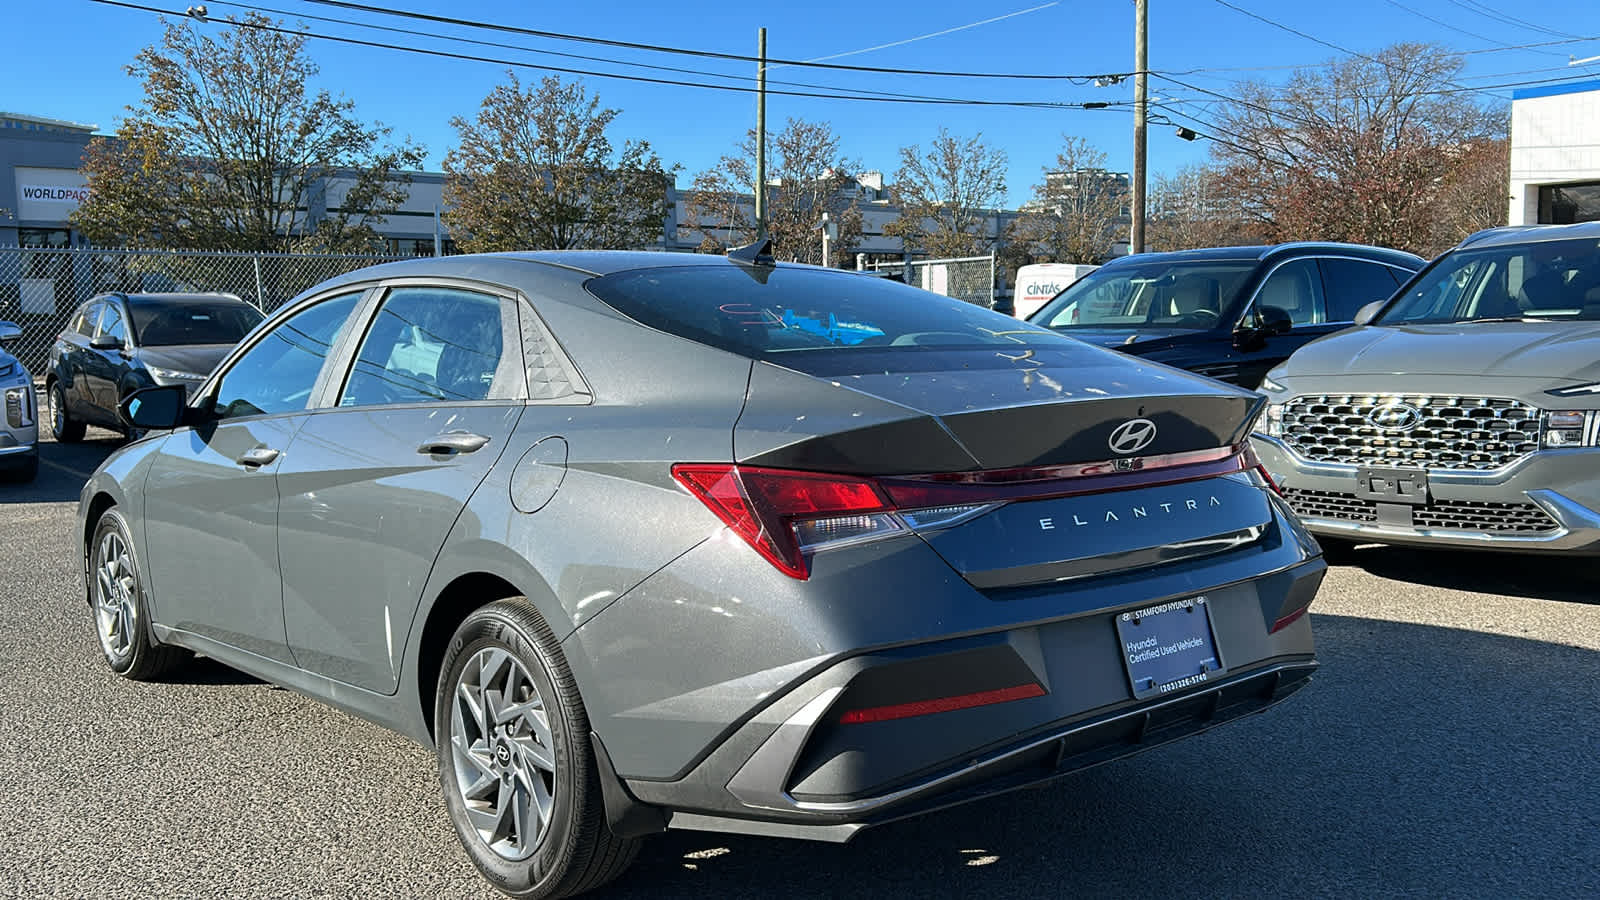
[1131,0,1148,254]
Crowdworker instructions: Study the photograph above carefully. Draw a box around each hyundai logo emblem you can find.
[1367,403,1422,432]
[1108,418,1158,455]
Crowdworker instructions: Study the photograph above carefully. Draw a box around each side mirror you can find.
[119,384,187,430]
[1353,300,1386,326]
[0,321,20,348]
[1257,305,1294,335]
[89,334,124,351]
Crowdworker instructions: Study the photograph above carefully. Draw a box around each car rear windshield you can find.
[1033,260,1256,330]
[585,265,1077,361]
[131,302,263,347]
[1377,237,1600,324]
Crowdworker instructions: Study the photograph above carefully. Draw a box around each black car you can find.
[47,292,263,441]
[1027,243,1425,389]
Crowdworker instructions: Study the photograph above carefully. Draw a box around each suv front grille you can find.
[1281,394,1540,471]
[1282,488,1560,534]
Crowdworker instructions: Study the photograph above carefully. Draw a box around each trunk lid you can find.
[735,346,1273,589]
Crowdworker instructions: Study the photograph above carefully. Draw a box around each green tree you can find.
[683,117,864,266]
[74,14,423,252]
[886,129,1007,258]
[444,74,674,252]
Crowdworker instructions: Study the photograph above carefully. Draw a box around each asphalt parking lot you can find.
[3,423,1598,899]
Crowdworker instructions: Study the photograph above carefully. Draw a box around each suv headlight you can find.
[1542,410,1598,448]
[4,386,32,428]
[1254,402,1284,437]
[147,366,207,384]
[1259,374,1287,393]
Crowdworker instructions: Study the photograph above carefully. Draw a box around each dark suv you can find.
[47,292,262,441]
[1027,243,1425,388]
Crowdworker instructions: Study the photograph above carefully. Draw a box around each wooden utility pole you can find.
[755,27,768,239]
[1131,0,1148,254]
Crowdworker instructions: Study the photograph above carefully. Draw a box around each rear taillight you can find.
[671,465,904,579]
[675,445,1267,580]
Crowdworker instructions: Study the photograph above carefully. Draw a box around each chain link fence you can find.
[0,246,415,380]
[864,254,997,309]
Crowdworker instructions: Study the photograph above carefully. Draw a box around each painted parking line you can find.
[40,457,94,480]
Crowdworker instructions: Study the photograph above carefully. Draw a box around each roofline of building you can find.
[0,111,99,132]
[1510,79,1600,102]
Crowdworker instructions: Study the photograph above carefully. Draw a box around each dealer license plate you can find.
[1116,595,1224,700]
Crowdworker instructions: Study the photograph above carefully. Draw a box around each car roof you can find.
[100,292,253,308]
[1456,221,1600,249]
[1098,242,1425,268]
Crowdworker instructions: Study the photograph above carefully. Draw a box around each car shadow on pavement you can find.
[591,613,1600,899]
[1,430,123,505]
[1336,542,1600,605]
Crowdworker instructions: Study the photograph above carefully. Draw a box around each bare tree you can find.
[683,118,863,266]
[886,129,1007,258]
[1210,42,1505,254]
[1431,138,1510,252]
[1147,164,1268,251]
[1012,137,1126,264]
[444,73,674,252]
[73,14,422,253]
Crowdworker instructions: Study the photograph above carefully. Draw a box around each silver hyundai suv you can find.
[1253,222,1600,553]
[0,320,39,482]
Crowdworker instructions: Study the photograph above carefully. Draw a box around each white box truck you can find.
[1012,263,1098,319]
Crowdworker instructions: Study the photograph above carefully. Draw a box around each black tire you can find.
[88,508,188,680]
[435,598,639,899]
[49,381,85,443]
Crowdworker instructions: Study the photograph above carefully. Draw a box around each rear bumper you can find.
[1253,434,1600,553]
[604,550,1324,838]
[651,658,1316,842]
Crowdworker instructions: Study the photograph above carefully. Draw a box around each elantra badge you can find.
[1367,403,1422,432]
[1109,418,1157,455]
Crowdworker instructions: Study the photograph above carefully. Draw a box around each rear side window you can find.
[339,286,523,406]
[1319,258,1404,322]
[586,265,1073,360]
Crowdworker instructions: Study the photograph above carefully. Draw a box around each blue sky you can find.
[7,0,1600,206]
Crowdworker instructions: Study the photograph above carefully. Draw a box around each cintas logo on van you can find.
[1013,263,1099,320]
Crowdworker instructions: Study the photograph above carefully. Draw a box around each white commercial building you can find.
[1509,80,1600,226]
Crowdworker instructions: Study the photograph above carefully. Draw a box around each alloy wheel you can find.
[448,646,558,862]
[94,528,138,660]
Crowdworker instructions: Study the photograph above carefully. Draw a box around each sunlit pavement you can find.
[3,427,1597,898]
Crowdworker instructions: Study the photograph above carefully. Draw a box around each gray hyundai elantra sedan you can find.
[81,247,1324,898]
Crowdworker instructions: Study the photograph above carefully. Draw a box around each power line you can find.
[297,0,1116,81]
[207,0,1034,106]
[1442,0,1579,40]
[1382,0,1563,56]
[1205,0,1515,101]
[89,0,1122,110]
[791,2,1058,65]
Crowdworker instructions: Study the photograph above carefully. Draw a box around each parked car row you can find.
[1024,224,1600,559]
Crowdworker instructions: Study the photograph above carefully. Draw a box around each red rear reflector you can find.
[838,683,1046,724]
[1270,605,1309,633]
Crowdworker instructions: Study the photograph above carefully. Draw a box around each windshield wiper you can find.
[1467,316,1553,324]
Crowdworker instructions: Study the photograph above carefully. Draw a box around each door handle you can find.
[236,447,281,468]
[417,432,491,456]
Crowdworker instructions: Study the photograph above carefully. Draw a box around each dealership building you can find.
[1509,79,1600,226]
